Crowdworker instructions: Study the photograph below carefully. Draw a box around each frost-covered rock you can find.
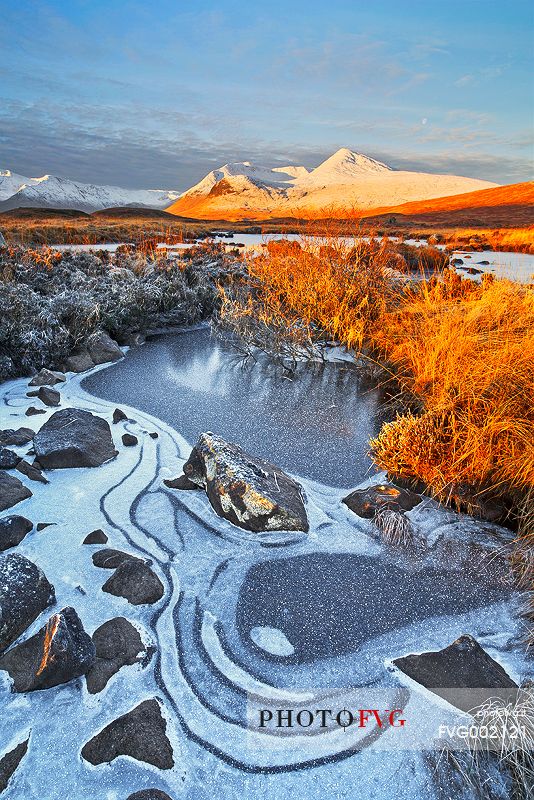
[36,386,60,407]
[0,428,34,447]
[86,617,148,694]
[0,516,33,551]
[181,432,309,532]
[28,368,65,387]
[0,606,96,692]
[0,553,55,652]
[63,349,94,373]
[92,548,144,569]
[393,634,518,712]
[0,737,29,794]
[0,448,21,470]
[81,699,174,769]
[102,560,164,606]
[86,331,123,365]
[34,408,117,469]
[343,482,422,518]
[0,471,32,511]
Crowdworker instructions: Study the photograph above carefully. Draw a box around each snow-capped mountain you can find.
[166,148,498,219]
[0,171,181,213]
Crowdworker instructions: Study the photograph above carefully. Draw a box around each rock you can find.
[92,549,143,569]
[164,474,201,490]
[28,369,65,387]
[0,472,32,512]
[34,408,117,469]
[0,607,96,692]
[16,460,48,484]
[393,634,518,712]
[149,432,159,440]
[0,428,34,447]
[36,522,55,531]
[83,529,108,545]
[122,433,138,447]
[112,408,128,424]
[0,738,29,793]
[25,407,46,417]
[86,331,124,365]
[477,260,490,265]
[127,792,173,800]
[182,433,309,532]
[0,448,21,470]
[81,699,173,769]
[0,553,55,652]
[102,561,164,606]
[463,266,483,275]
[343,483,422,519]
[36,386,60,407]
[86,617,147,694]
[64,350,94,373]
[121,331,146,347]
[26,390,39,398]
[0,516,33,551]
[451,258,464,266]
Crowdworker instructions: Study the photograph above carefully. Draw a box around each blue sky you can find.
[1,0,532,188]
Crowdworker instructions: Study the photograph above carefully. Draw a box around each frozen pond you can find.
[83,327,382,488]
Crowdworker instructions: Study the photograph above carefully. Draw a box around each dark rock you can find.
[0,553,55,652]
[112,408,128,424]
[477,260,490,265]
[0,471,32,512]
[86,617,147,694]
[343,483,422,519]
[83,529,108,545]
[164,474,201,490]
[122,433,138,447]
[0,606,96,692]
[25,407,46,417]
[36,522,55,531]
[64,350,94,373]
[26,390,39,398]
[393,634,518,712]
[34,408,117,469]
[81,698,173,769]
[451,258,464,266]
[92,549,143,570]
[127,792,173,800]
[28,369,65,387]
[16,460,48,484]
[0,448,21,470]
[37,386,60,407]
[86,331,124,365]
[182,432,309,532]
[0,428,34,447]
[149,432,159,440]
[102,561,164,606]
[0,738,29,793]
[0,516,33,551]
[121,331,146,347]
[463,266,483,275]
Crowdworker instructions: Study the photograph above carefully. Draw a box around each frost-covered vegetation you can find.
[0,244,241,381]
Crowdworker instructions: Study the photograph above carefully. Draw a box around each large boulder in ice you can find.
[0,472,32,511]
[86,331,123,365]
[0,448,21,470]
[0,606,96,692]
[0,516,33,551]
[34,408,117,469]
[180,433,309,532]
[81,699,174,769]
[343,482,422,518]
[393,634,518,712]
[0,553,55,652]
[0,737,29,794]
[86,617,148,694]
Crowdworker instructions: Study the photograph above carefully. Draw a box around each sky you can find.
[1,0,533,190]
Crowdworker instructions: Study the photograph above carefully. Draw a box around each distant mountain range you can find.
[0,149,503,217]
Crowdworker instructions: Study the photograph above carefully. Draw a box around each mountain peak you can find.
[309,149,392,182]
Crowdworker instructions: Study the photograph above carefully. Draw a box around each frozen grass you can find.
[373,508,414,547]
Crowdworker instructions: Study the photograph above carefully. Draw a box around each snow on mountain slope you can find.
[0,172,182,212]
[166,148,498,220]
[0,169,41,201]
